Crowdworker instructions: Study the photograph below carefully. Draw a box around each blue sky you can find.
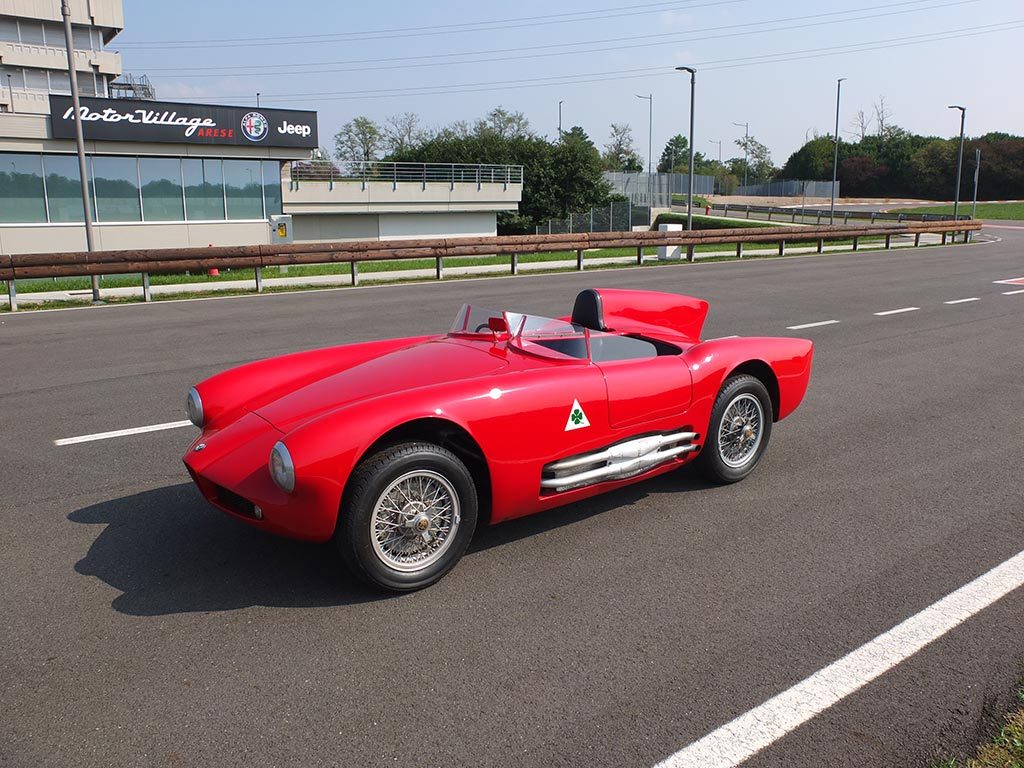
[117,0,1023,168]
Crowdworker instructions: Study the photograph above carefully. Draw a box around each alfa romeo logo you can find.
[240,111,269,142]
[571,408,584,425]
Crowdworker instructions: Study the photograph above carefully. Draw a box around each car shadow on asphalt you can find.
[69,469,717,616]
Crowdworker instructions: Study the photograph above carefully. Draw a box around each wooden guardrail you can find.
[1,219,982,310]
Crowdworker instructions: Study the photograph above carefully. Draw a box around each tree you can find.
[551,127,612,218]
[874,97,894,139]
[735,134,775,182]
[335,116,382,163]
[602,123,643,172]
[849,109,872,141]
[657,134,689,172]
[477,107,532,139]
[779,136,836,180]
[382,112,425,156]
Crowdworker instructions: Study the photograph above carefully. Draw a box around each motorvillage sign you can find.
[49,96,318,149]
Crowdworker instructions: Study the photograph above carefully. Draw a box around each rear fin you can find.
[583,289,709,342]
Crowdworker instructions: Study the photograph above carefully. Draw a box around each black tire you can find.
[336,441,478,592]
[696,374,773,485]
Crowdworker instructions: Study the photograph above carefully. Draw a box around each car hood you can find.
[254,338,507,431]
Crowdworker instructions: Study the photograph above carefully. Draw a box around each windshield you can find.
[449,304,590,360]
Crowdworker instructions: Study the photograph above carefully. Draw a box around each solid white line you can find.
[653,549,1024,768]
[54,420,193,446]
[944,297,980,304]
[1003,289,1024,296]
[786,320,839,330]
[874,307,920,316]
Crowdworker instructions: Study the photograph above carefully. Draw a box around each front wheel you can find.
[336,442,478,592]
[696,374,773,484]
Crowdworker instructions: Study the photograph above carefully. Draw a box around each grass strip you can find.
[937,688,1024,767]
[892,202,1024,220]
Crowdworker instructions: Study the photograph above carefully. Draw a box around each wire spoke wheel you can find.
[717,393,764,469]
[370,470,461,573]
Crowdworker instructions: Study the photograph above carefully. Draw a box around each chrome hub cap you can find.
[370,470,460,573]
[718,393,764,468]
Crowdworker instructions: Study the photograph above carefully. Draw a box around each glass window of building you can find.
[140,158,184,221]
[262,161,282,216]
[24,69,48,90]
[92,156,141,222]
[183,159,225,221]
[224,160,264,220]
[0,65,25,89]
[48,70,71,95]
[18,21,45,45]
[43,154,92,222]
[0,18,18,43]
[0,154,46,223]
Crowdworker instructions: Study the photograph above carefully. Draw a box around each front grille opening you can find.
[214,486,258,519]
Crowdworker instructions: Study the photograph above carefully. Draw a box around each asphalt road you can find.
[2,224,1023,768]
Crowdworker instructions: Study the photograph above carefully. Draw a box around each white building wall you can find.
[0,220,272,254]
[378,211,497,240]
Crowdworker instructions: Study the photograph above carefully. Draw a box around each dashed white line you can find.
[786,320,839,331]
[1003,289,1024,296]
[874,307,920,316]
[54,420,193,446]
[653,548,1024,768]
[944,297,980,304]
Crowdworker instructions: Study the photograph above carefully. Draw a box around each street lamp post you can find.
[676,67,696,231]
[558,100,564,139]
[6,73,13,113]
[971,148,981,220]
[948,105,967,228]
[636,93,653,207]
[732,121,749,189]
[61,0,99,302]
[709,139,722,194]
[830,77,846,225]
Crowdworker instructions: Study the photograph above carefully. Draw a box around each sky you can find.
[115,0,1024,169]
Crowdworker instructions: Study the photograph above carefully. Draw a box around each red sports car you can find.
[183,289,813,591]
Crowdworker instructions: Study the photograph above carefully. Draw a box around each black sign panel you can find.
[49,96,318,149]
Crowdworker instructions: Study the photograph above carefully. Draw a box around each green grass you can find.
[893,202,1024,220]
[670,194,711,208]
[653,213,778,230]
[937,689,1024,768]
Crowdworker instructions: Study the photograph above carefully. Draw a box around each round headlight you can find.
[186,387,204,428]
[269,442,295,493]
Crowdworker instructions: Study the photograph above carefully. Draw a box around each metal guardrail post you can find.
[393,164,397,192]
[914,233,921,247]
[511,254,518,275]
[142,272,151,302]
[746,206,751,219]
[791,209,797,223]
[852,237,859,251]
[450,164,455,192]
[351,261,359,286]
[767,210,772,222]
[435,257,444,280]
[844,211,850,225]
[576,249,584,271]
[6,280,16,312]
[885,234,892,250]
[636,246,643,265]
[686,245,695,262]
[778,241,786,256]
[476,167,481,192]
[723,204,729,217]
[736,242,743,259]
[255,267,263,293]
[817,238,824,253]
[422,164,427,191]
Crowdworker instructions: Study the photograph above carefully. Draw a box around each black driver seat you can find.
[571,289,606,331]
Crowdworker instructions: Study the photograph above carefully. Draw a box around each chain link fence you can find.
[536,200,652,235]
[735,179,839,197]
[603,172,716,207]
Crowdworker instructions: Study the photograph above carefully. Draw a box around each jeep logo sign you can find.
[279,120,312,138]
[49,95,318,149]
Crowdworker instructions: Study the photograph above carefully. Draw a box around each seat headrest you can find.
[571,289,606,331]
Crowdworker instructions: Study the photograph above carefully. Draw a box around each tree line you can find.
[780,99,1024,199]
[329,108,775,232]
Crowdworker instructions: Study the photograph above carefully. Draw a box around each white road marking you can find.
[653,548,1024,768]
[1003,289,1024,296]
[944,297,980,304]
[54,420,193,446]
[786,320,839,330]
[874,307,920,316]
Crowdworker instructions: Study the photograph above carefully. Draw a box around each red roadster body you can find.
[183,288,813,590]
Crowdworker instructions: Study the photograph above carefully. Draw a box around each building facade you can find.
[0,0,523,256]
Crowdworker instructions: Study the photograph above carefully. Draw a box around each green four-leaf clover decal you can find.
[571,408,584,425]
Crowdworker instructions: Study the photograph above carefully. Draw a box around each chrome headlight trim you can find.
[269,441,296,493]
[186,387,204,428]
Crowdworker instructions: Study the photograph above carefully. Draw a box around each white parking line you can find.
[786,320,839,331]
[1003,289,1024,296]
[653,548,1024,768]
[944,297,980,304]
[54,420,193,446]
[874,307,920,316]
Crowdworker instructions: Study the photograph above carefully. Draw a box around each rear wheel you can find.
[696,374,773,484]
[336,442,478,592]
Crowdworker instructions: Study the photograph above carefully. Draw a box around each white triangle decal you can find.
[565,399,591,431]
